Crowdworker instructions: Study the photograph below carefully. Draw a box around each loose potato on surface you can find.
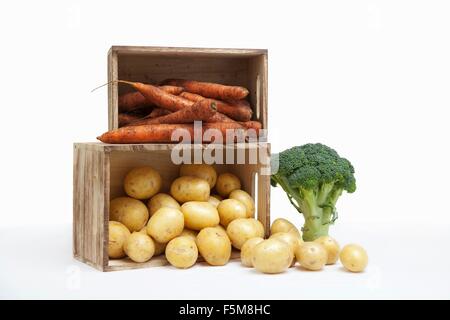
[295,242,328,271]
[124,166,162,200]
[146,207,184,243]
[108,221,131,259]
[207,196,221,208]
[270,218,300,238]
[252,239,293,274]
[226,218,265,250]
[179,228,198,242]
[218,199,247,227]
[314,236,340,265]
[123,232,155,263]
[165,236,198,269]
[170,176,210,203]
[270,232,300,266]
[340,244,368,272]
[181,201,219,230]
[110,197,149,232]
[179,164,217,189]
[240,237,264,267]
[147,193,180,217]
[196,227,231,266]
[215,173,241,197]
[229,190,255,218]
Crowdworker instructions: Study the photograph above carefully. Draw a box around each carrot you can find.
[179,91,204,102]
[118,92,151,112]
[207,112,237,123]
[226,99,250,108]
[239,120,262,131]
[128,100,217,126]
[118,113,143,127]
[148,108,172,118]
[164,79,249,100]
[158,85,184,95]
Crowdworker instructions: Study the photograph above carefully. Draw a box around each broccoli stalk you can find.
[271,143,356,241]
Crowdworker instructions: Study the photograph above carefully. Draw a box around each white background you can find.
[1,0,449,299]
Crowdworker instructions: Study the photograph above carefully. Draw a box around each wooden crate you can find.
[73,142,271,271]
[107,46,268,131]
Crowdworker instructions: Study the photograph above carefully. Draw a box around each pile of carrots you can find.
[97,79,262,144]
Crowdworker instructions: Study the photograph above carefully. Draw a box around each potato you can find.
[124,166,162,200]
[146,207,184,243]
[226,218,265,250]
[215,173,241,197]
[218,199,247,227]
[210,224,228,237]
[314,236,340,265]
[252,239,293,274]
[211,194,223,201]
[179,164,217,189]
[207,196,221,208]
[170,176,210,203]
[147,193,180,217]
[240,237,264,267]
[123,232,155,263]
[340,244,368,272]
[295,242,328,271]
[181,201,219,230]
[196,227,231,266]
[165,236,198,269]
[139,227,166,255]
[110,197,149,232]
[108,221,131,259]
[229,190,255,218]
[270,232,300,267]
[270,218,301,238]
[179,228,198,242]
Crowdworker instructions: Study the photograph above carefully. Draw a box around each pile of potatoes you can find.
[108,163,264,268]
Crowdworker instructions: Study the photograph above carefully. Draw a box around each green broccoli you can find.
[271,143,356,241]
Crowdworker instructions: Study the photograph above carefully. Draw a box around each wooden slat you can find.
[111,46,267,57]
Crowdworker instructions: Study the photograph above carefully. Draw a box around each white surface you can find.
[1,0,450,299]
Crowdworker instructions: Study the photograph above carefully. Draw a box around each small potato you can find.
[229,190,255,218]
[340,244,368,272]
[271,218,301,238]
[108,221,131,259]
[123,232,155,263]
[196,227,231,266]
[252,239,293,274]
[315,236,340,265]
[139,227,167,255]
[218,199,247,227]
[240,237,264,267]
[215,173,241,197]
[210,224,228,237]
[270,232,300,267]
[181,201,219,230]
[110,197,149,232]
[165,236,198,269]
[295,242,328,271]
[179,164,217,189]
[124,166,162,200]
[147,193,180,217]
[146,207,184,243]
[179,229,198,242]
[211,194,223,201]
[207,196,221,208]
[226,218,265,250]
[170,176,210,203]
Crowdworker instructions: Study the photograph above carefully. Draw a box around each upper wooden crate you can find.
[107,46,268,131]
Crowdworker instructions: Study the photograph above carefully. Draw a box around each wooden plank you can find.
[111,46,267,57]
[108,48,118,130]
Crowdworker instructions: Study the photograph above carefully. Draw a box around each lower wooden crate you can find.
[73,142,271,271]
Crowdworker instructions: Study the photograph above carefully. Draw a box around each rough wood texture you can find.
[107,46,268,131]
[73,142,271,271]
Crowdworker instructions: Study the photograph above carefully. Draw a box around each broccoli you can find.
[271,143,356,241]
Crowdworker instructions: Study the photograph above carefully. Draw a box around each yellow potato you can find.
[218,199,247,227]
[181,201,219,230]
[124,166,162,200]
[108,221,131,259]
[196,227,231,266]
[252,239,293,274]
[270,232,300,267]
[295,242,328,271]
[314,236,340,265]
[170,176,210,203]
[226,218,265,250]
[179,164,217,189]
[215,173,241,197]
[139,227,166,255]
[240,237,264,267]
[165,236,198,269]
[210,224,228,237]
[110,197,149,232]
[340,244,368,272]
[146,207,184,243]
[211,194,223,201]
[147,193,180,217]
[123,232,155,263]
[270,218,301,238]
[179,228,198,242]
[229,190,255,218]
[207,196,221,208]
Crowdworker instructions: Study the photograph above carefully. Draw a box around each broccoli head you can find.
[271,143,356,241]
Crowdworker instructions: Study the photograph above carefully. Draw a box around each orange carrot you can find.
[164,79,249,100]
[118,113,143,127]
[148,108,172,118]
[158,85,184,95]
[226,99,250,108]
[118,85,184,112]
[239,120,262,131]
[179,91,204,102]
[207,112,237,123]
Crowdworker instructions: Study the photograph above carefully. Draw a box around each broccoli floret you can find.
[271,143,356,241]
